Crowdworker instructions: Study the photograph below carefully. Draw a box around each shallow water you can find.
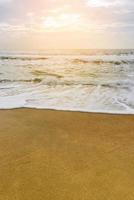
[0,49,134,114]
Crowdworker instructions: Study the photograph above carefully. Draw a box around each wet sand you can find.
[0,109,134,200]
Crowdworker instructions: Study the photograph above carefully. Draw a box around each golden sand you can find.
[0,109,134,200]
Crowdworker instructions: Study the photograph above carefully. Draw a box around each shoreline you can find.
[0,109,134,199]
[0,107,134,116]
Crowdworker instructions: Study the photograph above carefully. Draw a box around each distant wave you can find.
[72,59,89,64]
[0,56,48,61]
[72,58,134,65]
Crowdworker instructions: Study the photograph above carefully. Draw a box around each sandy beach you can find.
[0,109,134,200]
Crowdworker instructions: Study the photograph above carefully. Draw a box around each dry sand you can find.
[0,109,134,200]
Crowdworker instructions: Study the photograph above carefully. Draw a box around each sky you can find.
[0,0,134,50]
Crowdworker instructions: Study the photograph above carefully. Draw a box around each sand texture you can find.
[0,109,134,200]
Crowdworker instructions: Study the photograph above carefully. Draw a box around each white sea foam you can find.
[0,49,134,114]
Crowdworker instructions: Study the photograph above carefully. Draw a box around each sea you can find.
[0,49,134,114]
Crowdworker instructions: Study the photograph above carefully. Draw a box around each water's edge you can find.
[0,106,134,115]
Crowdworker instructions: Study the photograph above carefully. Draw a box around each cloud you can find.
[0,0,12,4]
[87,0,121,7]
[0,0,134,49]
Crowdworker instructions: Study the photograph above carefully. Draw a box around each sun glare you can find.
[43,14,80,29]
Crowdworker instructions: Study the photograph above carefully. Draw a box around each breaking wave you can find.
[0,49,134,114]
[72,58,134,65]
[0,78,42,84]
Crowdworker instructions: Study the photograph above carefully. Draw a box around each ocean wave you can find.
[0,49,134,114]
[0,77,133,89]
[72,59,89,64]
[31,70,63,78]
[0,56,48,61]
[72,58,134,65]
[0,78,42,84]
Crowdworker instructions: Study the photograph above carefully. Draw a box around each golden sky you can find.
[0,0,134,49]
